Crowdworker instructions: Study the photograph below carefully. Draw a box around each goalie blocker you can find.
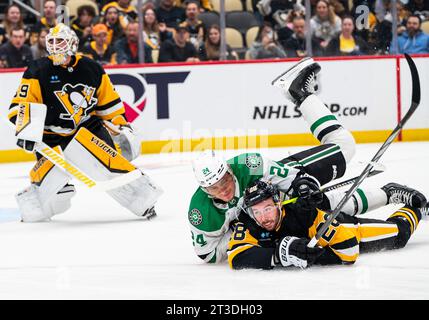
[14,103,162,222]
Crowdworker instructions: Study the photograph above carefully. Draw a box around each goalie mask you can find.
[46,23,79,65]
[243,180,282,230]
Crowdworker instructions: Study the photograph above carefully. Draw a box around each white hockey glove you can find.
[274,236,324,269]
[104,121,141,161]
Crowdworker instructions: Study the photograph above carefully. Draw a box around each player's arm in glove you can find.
[290,174,324,210]
[103,118,141,161]
[273,236,325,269]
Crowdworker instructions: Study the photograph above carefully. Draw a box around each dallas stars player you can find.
[188,57,428,264]
[227,180,428,269]
[8,23,162,222]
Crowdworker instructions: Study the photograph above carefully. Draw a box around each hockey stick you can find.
[281,168,384,205]
[307,53,421,248]
[35,142,143,191]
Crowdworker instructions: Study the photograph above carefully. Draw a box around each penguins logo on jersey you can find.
[55,83,98,127]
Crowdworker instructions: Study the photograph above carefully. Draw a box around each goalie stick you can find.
[35,141,143,191]
[307,53,421,248]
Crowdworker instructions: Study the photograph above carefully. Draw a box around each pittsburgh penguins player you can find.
[227,179,427,270]
[188,57,425,264]
[8,23,162,222]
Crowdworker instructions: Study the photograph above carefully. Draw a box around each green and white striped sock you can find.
[301,95,343,142]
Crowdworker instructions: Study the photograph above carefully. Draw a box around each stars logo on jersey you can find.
[189,208,203,226]
[54,83,98,127]
[245,155,262,169]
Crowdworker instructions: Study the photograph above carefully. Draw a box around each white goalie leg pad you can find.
[63,127,162,215]
[107,173,163,217]
[14,103,47,143]
[16,163,74,222]
[326,187,388,216]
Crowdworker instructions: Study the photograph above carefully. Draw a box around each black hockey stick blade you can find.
[307,54,421,248]
[321,169,384,193]
[405,53,421,106]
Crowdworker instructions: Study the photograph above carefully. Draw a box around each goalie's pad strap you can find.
[72,127,136,174]
[30,146,63,186]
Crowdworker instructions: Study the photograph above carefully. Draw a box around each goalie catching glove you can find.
[274,236,325,269]
[104,120,141,161]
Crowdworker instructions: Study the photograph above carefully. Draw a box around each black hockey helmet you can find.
[243,180,280,211]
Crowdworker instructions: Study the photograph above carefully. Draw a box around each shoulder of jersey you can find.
[227,152,264,169]
[23,57,51,77]
[188,188,222,232]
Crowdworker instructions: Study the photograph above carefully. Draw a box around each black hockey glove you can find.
[291,176,324,210]
[17,139,36,153]
[274,236,325,269]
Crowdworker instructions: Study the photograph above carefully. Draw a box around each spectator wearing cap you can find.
[325,16,370,56]
[102,0,138,22]
[156,0,186,29]
[0,27,33,68]
[143,7,173,50]
[82,24,117,66]
[115,21,153,64]
[31,28,49,60]
[72,5,97,49]
[394,14,429,54]
[102,6,126,45]
[179,0,205,49]
[158,25,199,62]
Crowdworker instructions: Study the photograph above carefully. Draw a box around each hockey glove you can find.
[104,121,141,161]
[291,175,324,210]
[274,236,325,269]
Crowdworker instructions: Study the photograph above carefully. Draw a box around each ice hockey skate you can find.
[271,57,321,105]
[382,183,427,208]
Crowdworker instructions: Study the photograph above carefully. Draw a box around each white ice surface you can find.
[0,142,428,300]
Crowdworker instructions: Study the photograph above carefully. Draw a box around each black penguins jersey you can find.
[228,202,420,270]
[8,55,126,136]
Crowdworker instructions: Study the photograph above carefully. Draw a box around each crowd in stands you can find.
[0,0,428,68]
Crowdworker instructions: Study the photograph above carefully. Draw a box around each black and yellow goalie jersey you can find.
[8,55,127,138]
[227,202,421,269]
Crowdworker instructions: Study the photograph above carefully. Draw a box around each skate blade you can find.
[271,57,314,87]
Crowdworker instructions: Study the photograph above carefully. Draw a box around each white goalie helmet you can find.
[46,23,79,65]
[192,150,230,188]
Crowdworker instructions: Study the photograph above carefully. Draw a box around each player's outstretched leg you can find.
[272,58,355,180]
[387,206,422,249]
[326,183,427,217]
[382,183,427,208]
